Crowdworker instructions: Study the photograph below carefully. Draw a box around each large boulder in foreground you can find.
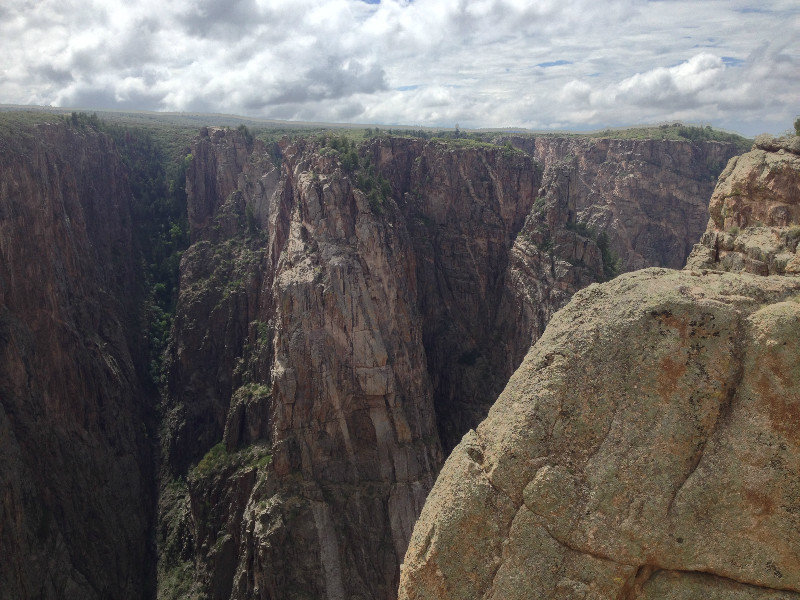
[399,269,800,600]
[399,135,800,600]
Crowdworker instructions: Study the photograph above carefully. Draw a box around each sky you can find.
[1,0,798,136]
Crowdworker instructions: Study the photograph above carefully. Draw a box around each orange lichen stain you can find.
[755,356,800,445]
[658,356,687,399]
[656,313,688,339]
[744,488,776,517]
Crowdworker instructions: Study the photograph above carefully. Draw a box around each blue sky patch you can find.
[536,60,572,68]
[722,56,745,67]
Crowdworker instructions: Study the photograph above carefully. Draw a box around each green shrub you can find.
[245,203,258,234]
[237,124,254,146]
[566,220,596,238]
[193,443,228,477]
[190,441,272,480]
[596,231,620,280]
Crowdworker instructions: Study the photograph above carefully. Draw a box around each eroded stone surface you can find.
[686,135,800,274]
[399,269,800,600]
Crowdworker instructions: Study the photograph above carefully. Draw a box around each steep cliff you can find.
[0,122,156,598]
[510,135,737,270]
[159,129,443,600]
[159,129,742,599]
[0,114,745,600]
[398,136,800,600]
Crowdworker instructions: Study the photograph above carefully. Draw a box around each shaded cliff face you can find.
[0,124,155,598]
[371,135,739,450]
[399,138,800,600]
[160,130,741,600]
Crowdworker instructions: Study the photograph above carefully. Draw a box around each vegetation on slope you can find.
[566,220,621,280]
[584,123,752,152]
[320,133,392,212]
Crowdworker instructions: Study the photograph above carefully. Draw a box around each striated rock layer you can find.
[0,124,155,599]
[508,135,738,270]
[160,129,741,599]
[398,137,800,600]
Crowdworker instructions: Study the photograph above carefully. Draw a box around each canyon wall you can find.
[0,123,155,599]
[160,129,741,599]
[510,135,738,270]
[398,135,800,600]
[0,116,745,600]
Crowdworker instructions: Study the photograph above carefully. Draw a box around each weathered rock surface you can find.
[399,138,800,600]
[372,135,739,451]
[368,138,600,450]
[0,124,155,599]
[160,130,443,600]
[400,269,800,600]
[160,130,742,600]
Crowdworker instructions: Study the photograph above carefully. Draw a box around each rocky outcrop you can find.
[160,130,743,600]
[0,123,155,598]
[398,137,800,600]
[686,134,800,275]
[160,130,443,600]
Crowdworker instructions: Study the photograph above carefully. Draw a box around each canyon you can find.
[0,115,747,599]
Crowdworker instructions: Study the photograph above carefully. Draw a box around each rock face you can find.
[367,138,602,451]
[398,137,800,600]
[0,116,745,600]
[160,130,444,600]
[512,135,737,271]
[0,124,155,599]
[160,130,742,600]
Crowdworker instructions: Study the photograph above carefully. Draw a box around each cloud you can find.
[613,53,726,108]
[537,60,573,68]
[181,0,264,39]
[251,58,388,108]
[0,0,798,135]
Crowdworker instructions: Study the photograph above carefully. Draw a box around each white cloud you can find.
[0,0,798,135]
